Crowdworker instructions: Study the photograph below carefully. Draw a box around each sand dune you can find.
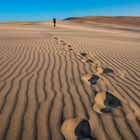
[63,16,140,33]
[0,19,140,140]
[64,16,140,27]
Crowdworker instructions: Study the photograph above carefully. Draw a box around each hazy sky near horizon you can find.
[0,0,140,21]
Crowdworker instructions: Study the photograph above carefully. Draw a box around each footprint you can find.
[88,75,100,85]
[103,68,114,74]
[86,59,94,64]
[82,74,100,85]
[60,40,64,43]
[96,66,113,75]
[63,42,67,46]
[54,37,58,40]
[69,48,73,51]
[80,52,87,57]
[93,91,121,114]
[96,65,103,75]
[81,58,93,64]
[68,45,72,47]
[61,117,96,140]
[81,58,87,63]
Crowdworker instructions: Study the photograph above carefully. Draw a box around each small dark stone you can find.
[103,68,114,74]
[88,75,100,85]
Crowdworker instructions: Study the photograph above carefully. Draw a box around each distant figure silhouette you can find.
[53,18,56,27]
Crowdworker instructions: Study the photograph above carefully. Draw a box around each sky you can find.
[0,0,140,21]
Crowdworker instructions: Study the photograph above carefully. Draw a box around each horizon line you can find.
[0,15,140,22]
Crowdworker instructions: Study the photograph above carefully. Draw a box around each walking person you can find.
[53,18,56,27]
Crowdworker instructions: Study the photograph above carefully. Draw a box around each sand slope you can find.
[64,16,140,27]
[0,21,140,140]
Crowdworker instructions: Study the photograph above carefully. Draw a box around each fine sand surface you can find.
[0,18,140,140]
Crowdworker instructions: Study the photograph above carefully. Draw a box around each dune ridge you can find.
[64,16,140,27]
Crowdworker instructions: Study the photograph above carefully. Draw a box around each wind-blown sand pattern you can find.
[0,19,140,140]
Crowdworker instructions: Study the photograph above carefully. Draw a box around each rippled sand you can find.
[0,19,140,140]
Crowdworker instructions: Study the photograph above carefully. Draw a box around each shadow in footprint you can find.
[82,74,100,85]
[103,68,114,74]
[75,120,93,140]
[88,75,100,85]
